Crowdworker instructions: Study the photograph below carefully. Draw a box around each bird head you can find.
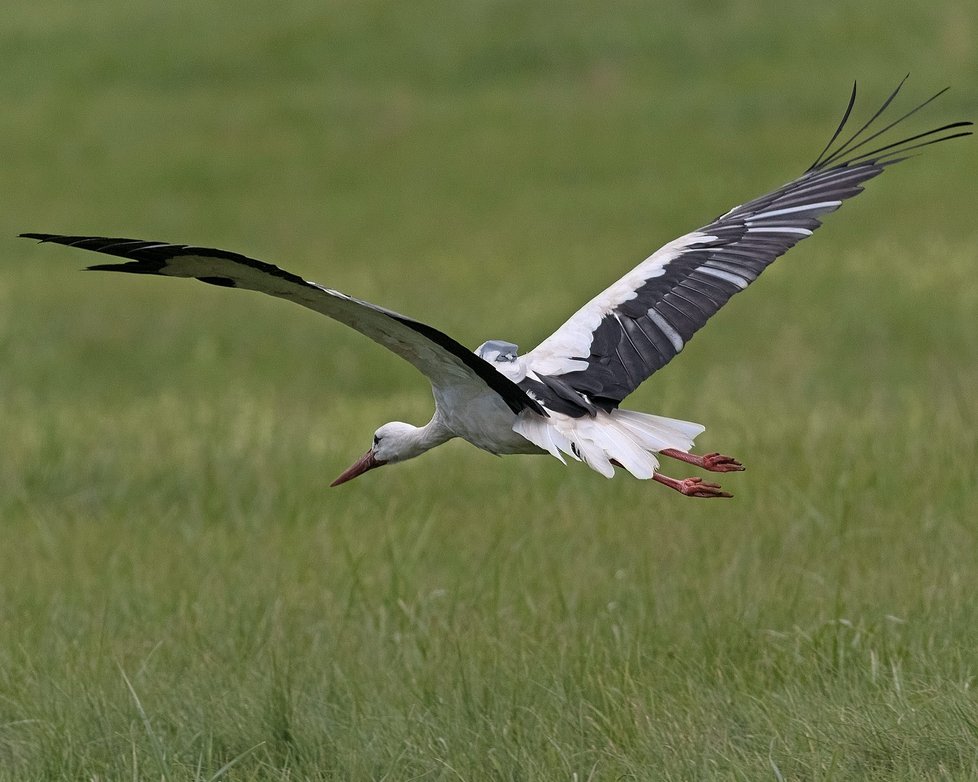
[330,422,423,487]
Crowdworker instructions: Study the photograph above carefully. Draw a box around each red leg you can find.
[660,448,745,473]
[653,472,733,498]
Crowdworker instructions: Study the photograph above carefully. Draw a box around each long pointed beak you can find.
[330,448,385,487]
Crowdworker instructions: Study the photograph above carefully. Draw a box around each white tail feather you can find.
[512,414,572,463]
[612,409,704,453]
[514,408,705,479]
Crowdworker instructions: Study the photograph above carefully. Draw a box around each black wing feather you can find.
[526,81,971,415]
[20,233,546,416]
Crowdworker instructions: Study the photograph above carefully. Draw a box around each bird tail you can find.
[514,409,704,479]
[611,409,705,455]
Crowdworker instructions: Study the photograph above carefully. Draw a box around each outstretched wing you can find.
[20,234,546,416]
[520,79,971,416]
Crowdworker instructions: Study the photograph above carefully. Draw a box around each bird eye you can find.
[373,435,380,446]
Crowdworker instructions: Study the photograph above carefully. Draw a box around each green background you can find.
[1,1,976,778]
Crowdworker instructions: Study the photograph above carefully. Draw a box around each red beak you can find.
[330,448,384,487]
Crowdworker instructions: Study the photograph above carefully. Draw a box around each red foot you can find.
[700,452,745,472]
[653,473,733,499]
[660,448,745,473]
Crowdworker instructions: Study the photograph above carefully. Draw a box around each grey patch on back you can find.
[476,340,519,363]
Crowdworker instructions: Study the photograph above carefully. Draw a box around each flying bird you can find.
[22,80,970,497]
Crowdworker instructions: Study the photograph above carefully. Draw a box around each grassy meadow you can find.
[2,1,977,778]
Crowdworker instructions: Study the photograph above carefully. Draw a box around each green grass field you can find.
[2,1,977,778]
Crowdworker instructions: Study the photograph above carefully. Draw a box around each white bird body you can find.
[22,81,970,496]
[431,385,532,455]
[428,384,704,470]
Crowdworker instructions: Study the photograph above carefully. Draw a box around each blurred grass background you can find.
[1,0,976,779]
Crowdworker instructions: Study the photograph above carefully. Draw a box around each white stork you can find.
[22,80,970,497]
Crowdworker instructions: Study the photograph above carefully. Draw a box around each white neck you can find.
[379,416,455,463]
[411,418,455,456]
